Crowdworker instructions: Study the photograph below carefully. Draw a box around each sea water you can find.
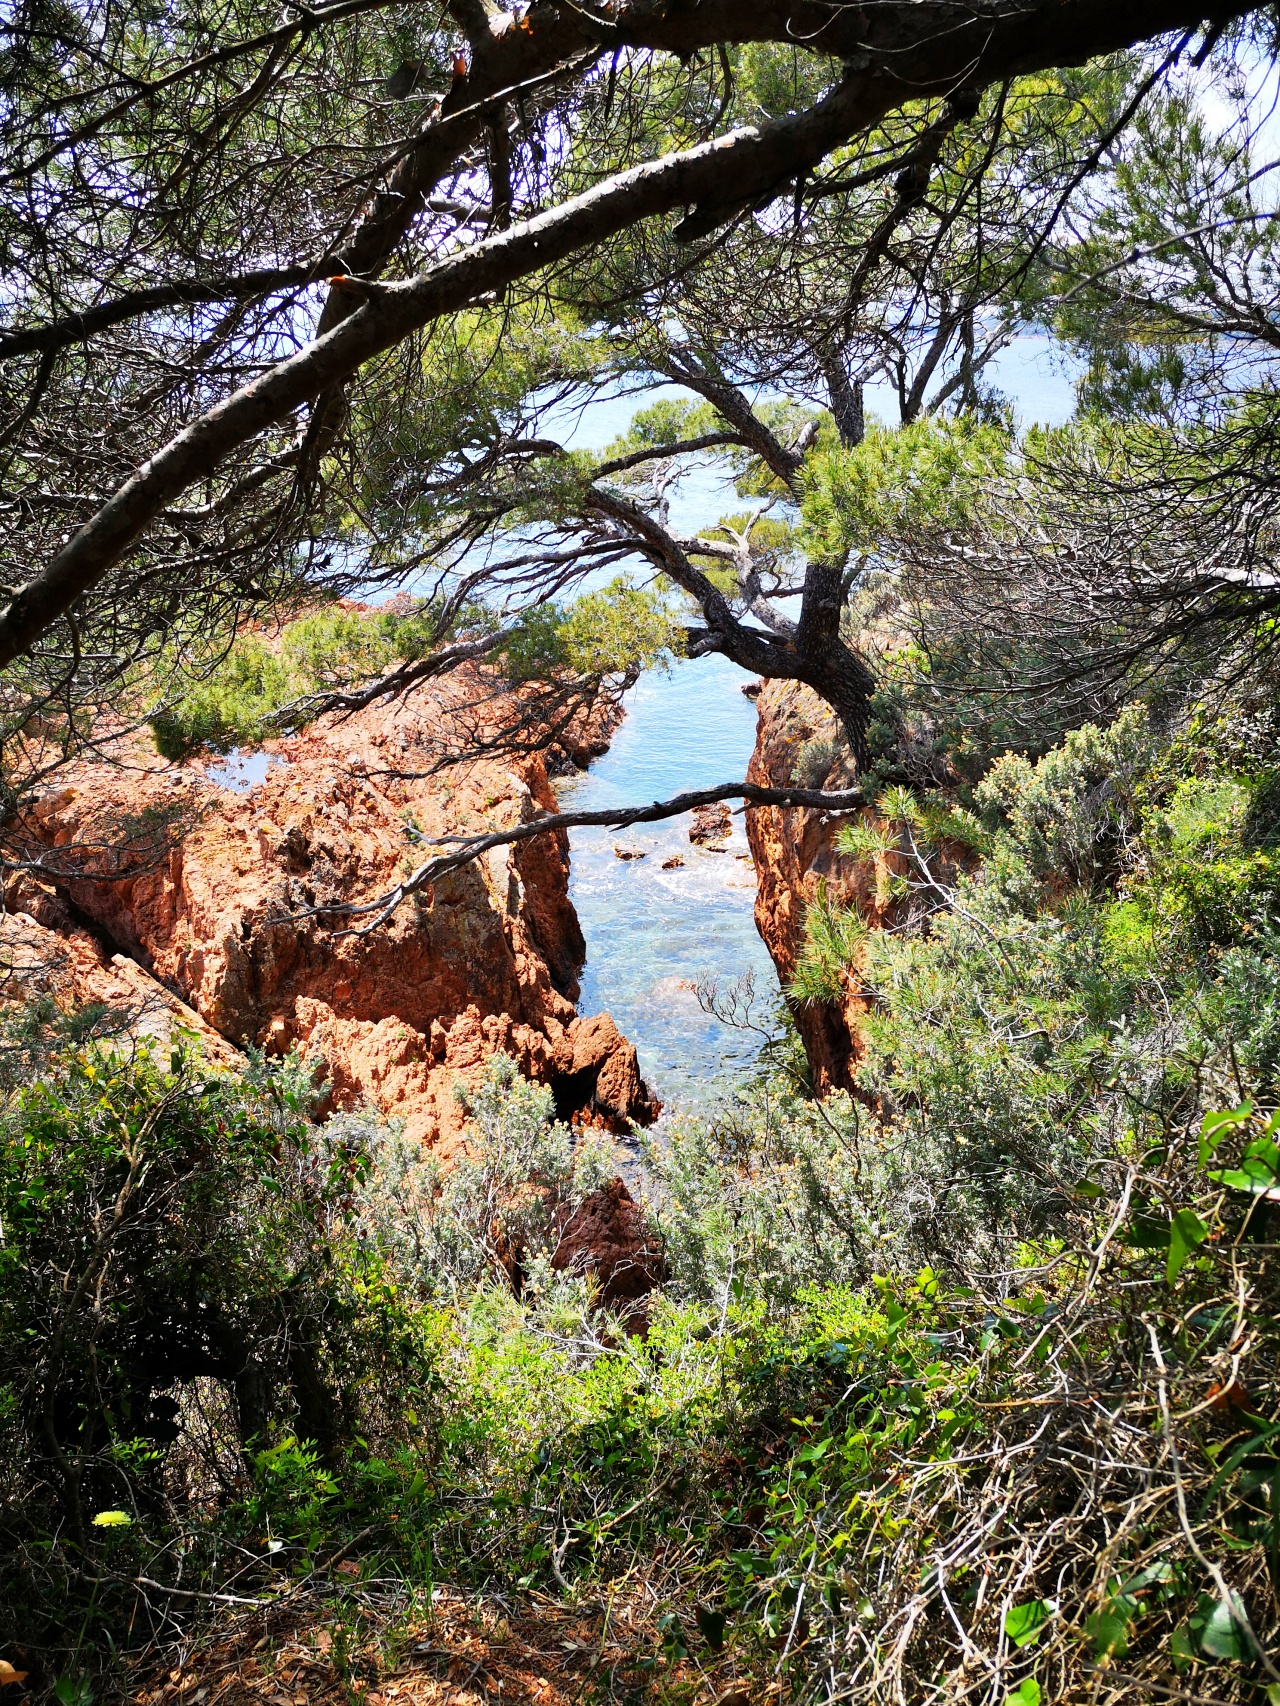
[558,656,781,1109]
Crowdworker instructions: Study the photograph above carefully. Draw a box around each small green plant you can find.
[790,881,867,1005]
[791,734,840,788]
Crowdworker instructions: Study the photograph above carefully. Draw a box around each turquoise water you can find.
[557,655,780,1109]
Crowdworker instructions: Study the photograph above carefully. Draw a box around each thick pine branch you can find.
[0,0,1247,671]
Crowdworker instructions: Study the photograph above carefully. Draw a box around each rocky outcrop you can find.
[689,802,731,846]
[551,1176,666,1320]
[0,902,243,1070]
[745,681,885,1093]
[3,669,657,1152]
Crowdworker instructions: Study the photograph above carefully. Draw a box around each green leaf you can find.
[1170,1622,1196,1673]
[1086,1609,1130,1658]
[1126,1212,1171,1250]
[657,1610,688,1661]
[1212,1132,1280,1194]
[1118,1560,1172,1593]
[1200,1103,1253,1166]
[1005,1682,1041,1706]
[1167,1208,1209,1283]
[1198,1593,1254,1660]
[1004,1600,1052,1648]
[695,1606,727,1651]
[796,1436,834,1464]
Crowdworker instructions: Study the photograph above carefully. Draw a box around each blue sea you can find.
[557,657,779,1109]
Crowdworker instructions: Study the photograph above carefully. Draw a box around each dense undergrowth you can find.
[5,697,1280,1704]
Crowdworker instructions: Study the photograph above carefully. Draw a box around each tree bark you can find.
[0,0,1248,669]
[793,558,877,765]
[823,352,866,448]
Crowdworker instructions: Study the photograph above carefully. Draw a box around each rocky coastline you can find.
[1,670,658,1153]
[0,664,896,1141]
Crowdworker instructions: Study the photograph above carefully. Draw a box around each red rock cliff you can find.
[744,680,889,1094]
[4,672,657,1152]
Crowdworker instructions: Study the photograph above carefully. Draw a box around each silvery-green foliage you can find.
[519,1252,602,1351]
[325,1109,440,1270]
[976,705,1153,887]
[571,1129,622,1196]
[1201,925,1280,1091]
[791,734,841,789]
[330,1056,585,1303]
[641,1082,892,1308]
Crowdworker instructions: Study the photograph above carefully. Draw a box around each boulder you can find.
[551,1176,666,1315]
[689,802,731,845]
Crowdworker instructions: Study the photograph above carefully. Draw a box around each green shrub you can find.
[150,600,444,758]
[0,1040,428,1667]
[791,733,841,788]
[498,577,682,684]
[976,704,1153,886]
[151,583,681,760]
[349,1055,585,1308]
[790,881,868,1005]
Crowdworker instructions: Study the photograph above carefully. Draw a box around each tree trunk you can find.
[824,353,865,448]
[794,558,876,768]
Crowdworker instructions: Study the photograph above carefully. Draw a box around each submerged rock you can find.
[689,802,731,845]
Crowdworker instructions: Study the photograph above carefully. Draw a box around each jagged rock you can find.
[0,902,242,1069]
[566,1012,659,1126]
[613,846,646,861]
[3,668,654,1152]
[551,1175,666,1315]
[689,802,731,845]
[660,854,684,869]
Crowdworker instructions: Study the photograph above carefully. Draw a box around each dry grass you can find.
[130,1582,761,1706]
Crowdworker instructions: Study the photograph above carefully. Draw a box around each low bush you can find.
[150,582,682,761]
[149,601,443,759]
[7,701,1280,1704]
[0,1042,432,1683]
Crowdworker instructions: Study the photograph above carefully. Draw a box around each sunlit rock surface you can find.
[4,669,657,1151]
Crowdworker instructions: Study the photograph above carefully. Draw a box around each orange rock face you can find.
[0,902,243,1071]
[744,681,884,1093]
[4,672,657,1152]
